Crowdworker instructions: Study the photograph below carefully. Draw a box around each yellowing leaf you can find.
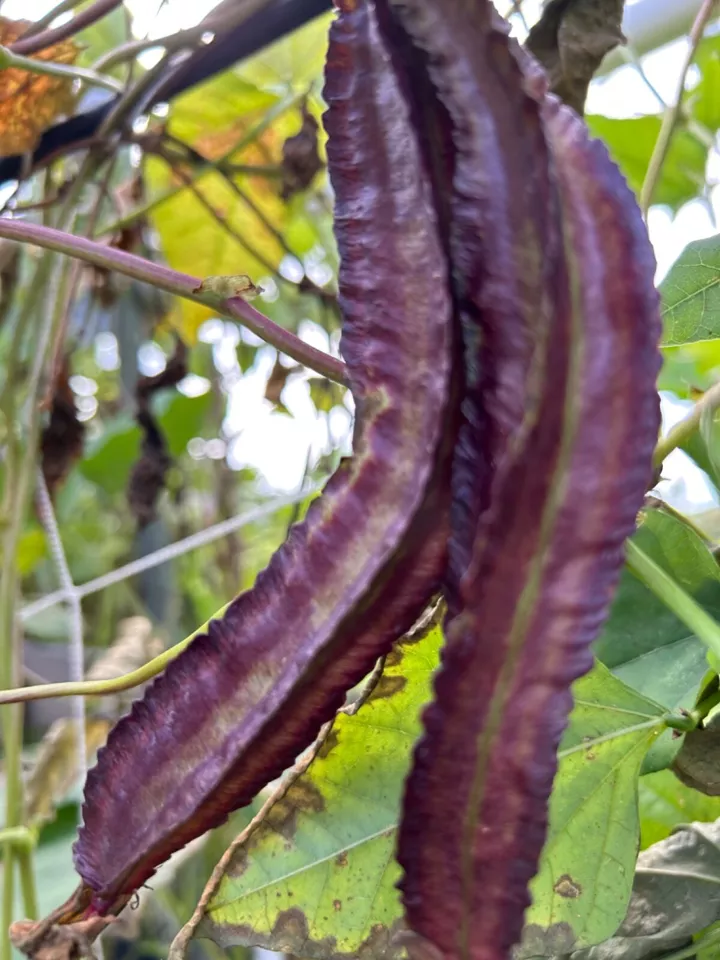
[0,18,79,155]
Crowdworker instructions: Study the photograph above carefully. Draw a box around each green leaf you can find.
[519,663,664,957]
[75,2,128,74]
[691,36,720,134]
[190,619,444,958]
[192,619,662,960]
[15,528,46,576]
[660,234,720,346]
[587,115,707,212]
[155,388,213,458]
[639,769,720,850]
[566,820,720,960]
[79,414,141,494]
[79,392,213,493]
[594,508,718,770]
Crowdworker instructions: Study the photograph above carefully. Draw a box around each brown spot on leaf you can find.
[516,922,577,960]
[200,907,408,960]
[371,675,407,700]
[553,874,582,899]
[317,727,341,759]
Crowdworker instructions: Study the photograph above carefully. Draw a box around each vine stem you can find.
[0,46,123,95]
[34,474,87,804]
[625,539,720,660]
[0,607,227,706]
[16,0,87,38]
[10,0,123,56]
[0,218,348,385]
[0,159,103,945]
[653,381,720,467]
[640,0,719,216]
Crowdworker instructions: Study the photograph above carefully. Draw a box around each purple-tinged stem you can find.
[11,0,124,56]
[0,218,348,384]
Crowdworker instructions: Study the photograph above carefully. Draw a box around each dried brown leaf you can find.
[24,618,163,827]
[525,0,625,114]
[0,18,79,156]
[25,718,111,828]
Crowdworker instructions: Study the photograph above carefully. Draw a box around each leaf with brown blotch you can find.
[64,0,458,920]
[384,3,661,959]
[0,19,78,156]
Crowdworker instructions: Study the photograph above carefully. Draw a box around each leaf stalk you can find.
[626,539,720,661]
[0,45,123,94]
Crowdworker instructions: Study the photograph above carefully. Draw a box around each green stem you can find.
[17,850,38,921]
[639,0,719,216]
[0,165,98,945]
[626,539,720,661]
[0,827,35,850]
[653,381,720,467]
[10,0,122,57]
[0,605,229,705]
[0,45,123,95]
[663,712,698,732]
[690,687,720,724]
[0,218,347,384]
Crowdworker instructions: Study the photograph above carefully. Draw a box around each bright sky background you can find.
[4,0,720,510]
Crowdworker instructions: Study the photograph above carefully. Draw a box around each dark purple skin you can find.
[386,3,661,959]
[31,7,661,960]
[62,0,459,918]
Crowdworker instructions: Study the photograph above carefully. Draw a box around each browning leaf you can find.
[66,0,457,919]
[672,715,720,796]
[40,358,85,500]
[24,718,111,830]
[525,0,625,114]
[382,3,661,958]
[128,341,187,528]
[0,19,79,156]
[281,101,323,200]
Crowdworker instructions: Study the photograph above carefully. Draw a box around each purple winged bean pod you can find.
[20,4,661,957]
[57,0,458,920]
[386,3,661,958]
